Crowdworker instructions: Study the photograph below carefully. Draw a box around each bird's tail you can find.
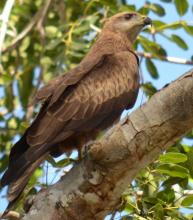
[8,153,46,201]
[1,133,49,205]
[1,154,46,218]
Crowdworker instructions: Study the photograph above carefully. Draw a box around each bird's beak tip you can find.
[143,17,152,26]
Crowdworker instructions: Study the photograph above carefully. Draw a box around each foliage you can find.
[0,0,193,219]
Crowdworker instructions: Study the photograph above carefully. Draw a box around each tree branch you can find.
[1,0,53,53]
[0,0,15,73]
[0,0,15,55]
[22,69,193,220]
[0,211,20,220]
[136,51,193,65]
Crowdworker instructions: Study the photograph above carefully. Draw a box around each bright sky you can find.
[0,0,193,216]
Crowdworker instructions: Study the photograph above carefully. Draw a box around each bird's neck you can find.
[91,30,134,55]
[99,31,133,52]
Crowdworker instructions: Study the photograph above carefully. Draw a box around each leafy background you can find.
[0,0,193,219]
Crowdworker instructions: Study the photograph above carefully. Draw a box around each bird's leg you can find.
[77,148,82,162]
[82,144,89,157]
[77,145,90,161]
[82,140,98,157]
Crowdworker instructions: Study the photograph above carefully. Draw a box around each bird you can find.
[1,12,151,213]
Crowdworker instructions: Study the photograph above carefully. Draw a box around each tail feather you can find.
[8,153,47,202]
[9,132,29,165]
[1,154,47,218]
[1,132,49,200]
[1,143,48,187]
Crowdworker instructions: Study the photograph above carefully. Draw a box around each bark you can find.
[23,69,193,220]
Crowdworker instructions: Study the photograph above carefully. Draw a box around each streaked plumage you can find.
[1,12,151,213]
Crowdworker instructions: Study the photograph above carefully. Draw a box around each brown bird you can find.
[1,12,151,210]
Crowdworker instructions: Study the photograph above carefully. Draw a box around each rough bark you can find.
[23,69,193,220]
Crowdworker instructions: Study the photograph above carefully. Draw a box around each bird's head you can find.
[103,12,152,43]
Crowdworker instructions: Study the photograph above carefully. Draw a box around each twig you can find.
[0,0,15,68]
[136,51,193,65]
[36,0,53,38]
[0,210,20,220]
[25,0,52,121]
[2,0,54,53]
[90,24,101,33]
[110,211,117,220]
[0,0,15,53]
[23,0,52,122]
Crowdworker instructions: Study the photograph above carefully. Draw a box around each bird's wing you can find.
[27,50,139,152]
[33,75,63,104]
[33,53,109,104]
[0,52,112,189]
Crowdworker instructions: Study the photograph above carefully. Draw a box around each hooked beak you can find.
[143,17,152,26]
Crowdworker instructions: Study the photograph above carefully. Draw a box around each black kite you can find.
[1,12,151,211]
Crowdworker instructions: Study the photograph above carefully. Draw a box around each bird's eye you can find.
[124,13,135,20]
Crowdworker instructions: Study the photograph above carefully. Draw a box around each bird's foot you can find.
[77,140,98,162]
[83,140,98,157]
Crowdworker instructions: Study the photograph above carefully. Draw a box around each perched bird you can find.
[1,12,151,211]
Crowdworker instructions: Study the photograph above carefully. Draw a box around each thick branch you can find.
[23,69,193,220]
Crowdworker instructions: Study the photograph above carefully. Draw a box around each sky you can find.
[0,0,193,217]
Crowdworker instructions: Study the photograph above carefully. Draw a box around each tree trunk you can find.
[23,69,193,220]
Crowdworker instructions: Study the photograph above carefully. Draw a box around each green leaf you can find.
[73,23,90,34]
[27,167,43,193]
[159,152,187,163]
[185,150,193,178]
[174,0,188,16]
[186,129,193,139]
[120,5,136,13]
[156,163,189,178]
[20,36,30,52]
[152,203,164,219]
[157,188,175,203]
[139,36,167,57]
[124,199,135,213]
[143,197,158,205]
[40,57,53,66]
[146,59,159,79]
[45,26,58,38]
[162,177,188,188]
[160,0,172,2]
[5,85,14,112]
[8,118,18,129]
[56,158,73,167]
[45,39,62,50]
[153,20,166,28]
[47,156,73,168]
[181,196,193,206]
[142,82,157,97]
[138,6,149,15]
[18,68,34,109]
[156,21,182,32]
[0,155,8,172]
[183,23,193,36]
[0,73,13,86]
[146,2,165,16]
[171,34,188,50]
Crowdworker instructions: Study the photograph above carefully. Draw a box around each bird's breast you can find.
[72,51,139,108]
